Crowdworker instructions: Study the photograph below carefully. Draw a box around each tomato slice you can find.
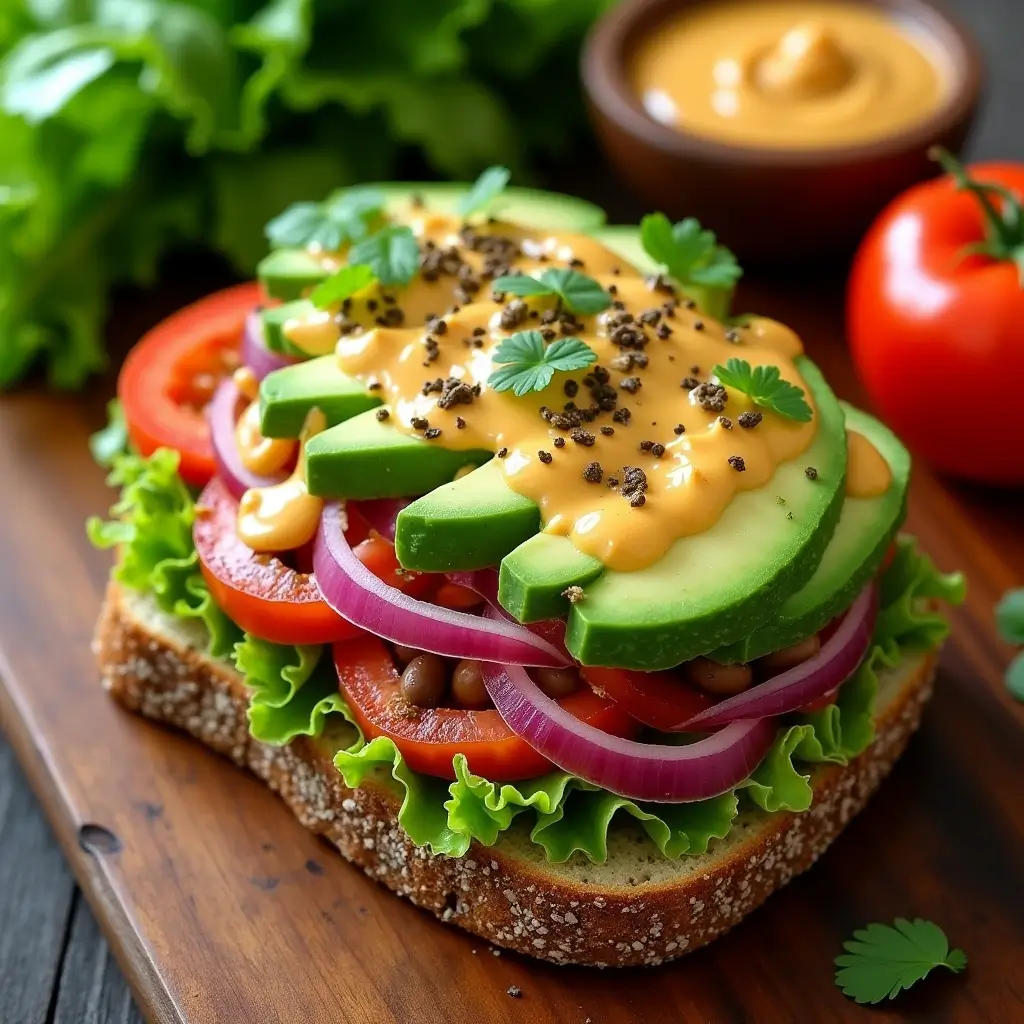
[334,635,638,781]
[196,478,443,644]
[350,532,437,602]
[195,476,360,644]
[119,283,261,487]
[580,666,715,732]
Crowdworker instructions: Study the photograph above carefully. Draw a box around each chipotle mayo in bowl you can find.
[582,0,980,259]
[631,0,952,149]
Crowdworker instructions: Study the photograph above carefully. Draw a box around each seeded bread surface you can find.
[94,582,938,967]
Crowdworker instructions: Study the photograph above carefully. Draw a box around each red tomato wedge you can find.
[195,476,361,645]
[195,478,439,644]
[580,666,715,732]
[334,635,638,781]
[120,283,260,487]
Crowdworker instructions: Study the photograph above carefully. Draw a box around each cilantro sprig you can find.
[458,166,511,218]
[640,213,742,290]
[712,357,812,423]
[487,330,597,396]
[996,587,1024,701]
[265,187,385,251]
[348,225,420,287]
[310,264,377,309]
[835,918,967,1005]
[491,268,611,316]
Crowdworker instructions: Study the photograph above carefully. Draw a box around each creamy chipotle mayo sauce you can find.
[630,0,948,148]
[845,427,892,498]
[282,215,820,572]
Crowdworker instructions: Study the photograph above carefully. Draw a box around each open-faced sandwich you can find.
[91,171,962,967]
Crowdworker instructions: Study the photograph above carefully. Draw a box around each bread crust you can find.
[94,582,938,967]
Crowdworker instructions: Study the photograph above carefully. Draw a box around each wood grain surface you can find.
[0,259,1022,1023]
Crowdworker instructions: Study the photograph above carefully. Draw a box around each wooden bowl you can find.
[582,0,982,261]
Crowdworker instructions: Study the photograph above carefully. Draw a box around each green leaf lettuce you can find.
[90,455,962,864]
[86,448,240,657]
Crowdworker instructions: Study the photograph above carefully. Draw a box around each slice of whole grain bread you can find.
[94,582,937,967]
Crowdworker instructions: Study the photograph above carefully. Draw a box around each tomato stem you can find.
[930,147,1024,269]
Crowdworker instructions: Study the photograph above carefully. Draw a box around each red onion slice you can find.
[208,378,288,500]
[482,662,775,802]
[242,310,295,381]
[681,585,878,730]
[314,503,570,667]
[457,572,570,657]
[446,569,500,608]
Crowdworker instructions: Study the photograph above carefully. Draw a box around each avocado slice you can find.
[373,183,606,232]
[499,533,604,622]
[305,409,491,500]
[527,358,846,670]
[590,226,732,321]
[394,460,540,572]
[589,226,657,274]
[259,356,380,439]
[707,404,910,664]
[257,249,330,301]
[260,300,318,355]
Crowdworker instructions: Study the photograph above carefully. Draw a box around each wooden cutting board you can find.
[0,275,1021,1024]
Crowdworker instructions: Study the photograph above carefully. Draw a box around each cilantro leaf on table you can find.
[640,213,742,289]
[712,358,813,423]
[488,330,596,396]
[310,264,376,309]
[996,588,1024,645]
[457,165,510,218]
[349,225,420,286]
[265,187,385,251]
[835,918,967,1005]
[1007,652,1024,702]
[491,268,611,315]
[997,588,1024,700]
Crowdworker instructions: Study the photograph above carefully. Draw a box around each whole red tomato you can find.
[847,153,1024,485]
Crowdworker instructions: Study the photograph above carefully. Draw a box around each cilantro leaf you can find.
[349,225,420,286]
[457,166,511,218]
[996,588,1024,645]
[488,330,596,396]
[712,358,812,423]
[89,398,129,468]
[641,213,742,289]
[1007,651,1024,702]
[265,187,385,251]
[310,264,376,309]
[835,918,967,1005]
[492,268,611,315]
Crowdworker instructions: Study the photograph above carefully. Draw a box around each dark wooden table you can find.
[1,2,1022,1021]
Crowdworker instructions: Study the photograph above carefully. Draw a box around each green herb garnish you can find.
[712,358,812,423]
[996,588,1024,701]
[265,188,385,251]
[996,588,1024,644]
[458,166,511,218]
[310,264,377,309]
[491,268,611,316]
[89,398,129,468]
[640,213,742,290]
[487,330,597,396]
[348,225,420,286]
[835,919,967,1005]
